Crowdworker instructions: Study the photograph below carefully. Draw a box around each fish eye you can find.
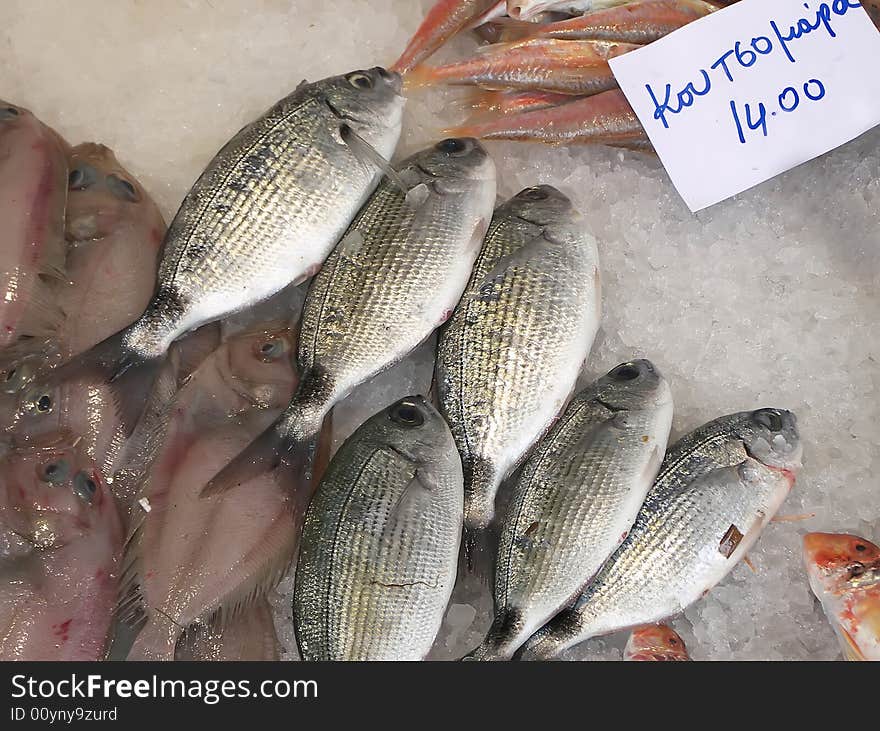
[0,106,19,119]
[38,459,70,485]
[68,164,98,190]
[389,398,425,427]
[855,543,867,552]
[668,637,678,645]
[256,337,288,362]
[847,562,865,579]
[608,362,641,381]
[106,174,140,202]
[72,471,98,503]
[35,393,53,413]
[347,73,374,90]
[522,186,549,201]
[2,364,29,393]
[435,138,471,157]
[753,409,783,432]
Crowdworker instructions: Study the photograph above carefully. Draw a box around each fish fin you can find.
[838,626,866,661]
[311,409,334,486]
[199,418,313,498]
[176,601,279,661]
[404,182,431,210]
[13,281,66,340]
[338,124,408,193]
[401,63,439,90]
[492,17,539,42]
[463,609,523,661]
[174,323,222,387]
[460,523,496,587]
[126,615,181,661]
[743,555,757,574]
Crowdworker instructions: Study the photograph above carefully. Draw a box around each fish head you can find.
[624,624,690,661]
[592,359,672,412]
[0,434,115,550]
[65,143,150,240]
[738,408,802,477]
[503,185,573,226]
[0,99,28,124]
[406,138,496,193]
[803,532,880,595]
[369,395,452,465]
[319,67,405,144]
[219,324,299,408]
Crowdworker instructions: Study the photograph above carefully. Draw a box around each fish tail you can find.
[514,613,577,661]
[401,63,442,91]
[460,522,496,587]
[199,408,319,499]
[126,617,180,662]
[492,17,538,42]
[21,326,164,435]
[462,610,523,661]
[461,458,500,584]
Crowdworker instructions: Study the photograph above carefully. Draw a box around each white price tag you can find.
[609,0,880,212]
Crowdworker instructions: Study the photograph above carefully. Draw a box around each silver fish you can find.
[435,185,601,544]
[202,138,496,496]
[20,68,405,431]
[468,359,673,660]
[293,396,463,660]
[518,408,802,660]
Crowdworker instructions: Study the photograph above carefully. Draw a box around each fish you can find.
[0,100,69,351]
[174,598,279,661]
[120,324,321,660]
[406,38,639,96]
[507,0,636,21]
[436,185,600,547]
[6,144,166,488]
[803,532,880,661]
[499,0,717,43]
[518,408,802,660]
[392,0,502,73]
[447,88,650,149]
[293,396,463,660]
[201,138,496,497]
[465,88,579,117]
[865,0,880,30]
[0,433,122,660]
[18,68,405,437]
[466,359,673,660]
[624,624,690,660]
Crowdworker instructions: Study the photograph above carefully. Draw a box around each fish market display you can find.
[120,324,319,660]
[436,185,600,540]
[803,532,880,661]
[8,144,165,486]
[0,101,68,351]
[407,38,638,96]
[19,68,405,434]
[203,138,496,496]
[0,435,122,660]
[468,359,672,660]
[294,397,463,661]
[624,624,690,660]
[519,409,802,659]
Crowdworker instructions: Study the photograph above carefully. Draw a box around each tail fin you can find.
[401,63,440,91]
[22,326,163,435]
[460,523,496,587]
[199,418,316,499]
[462,610,522,661]
[126,616,179,662]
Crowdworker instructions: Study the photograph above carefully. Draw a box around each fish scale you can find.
[436,186,601,535]
[518,409,802,659]
[294,397,463,661]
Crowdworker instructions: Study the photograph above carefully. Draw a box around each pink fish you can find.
[624,624,691,661]
[120,323,325,660]
[0,101,69,351]
[0,433,122,660]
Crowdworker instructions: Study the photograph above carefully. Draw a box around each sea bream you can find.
[518,408,802,660]
[294,397,463,661]
[202,138,496,497]
[624,624,690,660]
[436,186,600,544]
[467,359,672,660]
[0,434,122,660]
[0,101,68,351]
[18,68,405,434]
[803,532,880,661]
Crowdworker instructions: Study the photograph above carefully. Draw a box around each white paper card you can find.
[609,0,880,212]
